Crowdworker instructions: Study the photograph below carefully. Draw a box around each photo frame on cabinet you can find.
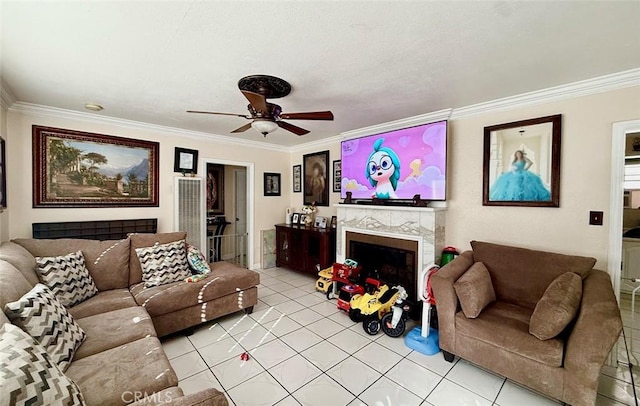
[291,213,300,225]
[482,114,561,207]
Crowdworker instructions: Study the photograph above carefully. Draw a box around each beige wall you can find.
[0,106,8,242]
[290,86,640,269]
[289,142,342,220]
[5,85,640,270]
[6,110,291,267]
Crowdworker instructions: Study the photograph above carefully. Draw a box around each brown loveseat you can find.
[432,241,622,406]
[0,232,259,405]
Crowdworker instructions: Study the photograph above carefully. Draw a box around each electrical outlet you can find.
[589,211,603,226]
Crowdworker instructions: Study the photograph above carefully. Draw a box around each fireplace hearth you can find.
[347,232,418,300]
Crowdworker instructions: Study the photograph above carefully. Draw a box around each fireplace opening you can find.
[346,232,418,301]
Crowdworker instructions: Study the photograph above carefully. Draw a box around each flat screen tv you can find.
[340,120,447,201]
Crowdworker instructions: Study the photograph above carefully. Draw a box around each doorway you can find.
[608,119,640,375]
[203,158,254,269]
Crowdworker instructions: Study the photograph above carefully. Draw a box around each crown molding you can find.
[289,134,342,153]
[450,68,640,120]
[0,78,17,110]
[8,102,286,152]
[340,109,453,140]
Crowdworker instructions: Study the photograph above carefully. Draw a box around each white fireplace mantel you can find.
[334,204,446,280]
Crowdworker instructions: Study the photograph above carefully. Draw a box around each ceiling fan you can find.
[187,75,334,137]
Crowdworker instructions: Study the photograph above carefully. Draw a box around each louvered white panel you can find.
[175,177,205,250]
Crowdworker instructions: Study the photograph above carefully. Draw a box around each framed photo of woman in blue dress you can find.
[483,115,561,207]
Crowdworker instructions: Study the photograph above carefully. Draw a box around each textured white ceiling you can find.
[2,1,639,146]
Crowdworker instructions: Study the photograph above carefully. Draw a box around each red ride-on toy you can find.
[326,260,363,301]
[337,277,381,313]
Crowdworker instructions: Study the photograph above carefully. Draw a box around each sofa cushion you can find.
[36,251,98,307]
[454,262,496,318]
[530,272,582,340]
[0,260,33,310]
[136,240,191,288]
[14,238,131,291]
[471,241,596,309]
[0,241,39,286]
[74,306,156,360]
[66,289,137,319]
[456,301,564,367]
[5,284,86,372]
[65,337,178,406]
[0,323,86,406]
[130,261,259,317]
[129,232,187,285]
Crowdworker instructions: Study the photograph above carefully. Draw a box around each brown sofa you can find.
[432,241,622,406]
[0,233,260,405]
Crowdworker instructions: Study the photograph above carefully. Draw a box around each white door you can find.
[234,169,248,267]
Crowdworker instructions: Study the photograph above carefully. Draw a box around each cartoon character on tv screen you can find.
[366,138,401,199]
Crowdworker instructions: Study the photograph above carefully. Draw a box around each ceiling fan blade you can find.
[231,123,253,133]
[186,110,250,119]
[241,90,268,113]
[279,111,334,121]
[277,121,310,136]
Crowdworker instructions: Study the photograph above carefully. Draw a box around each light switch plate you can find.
[589,211,603,226]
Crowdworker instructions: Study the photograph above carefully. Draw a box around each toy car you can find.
[349,284,407,335]
[326,260,363,300]
[315,266,334,293]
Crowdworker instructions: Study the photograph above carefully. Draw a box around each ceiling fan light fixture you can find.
[251,119,278,136]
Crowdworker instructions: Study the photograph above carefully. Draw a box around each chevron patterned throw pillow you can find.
[4,284,87,372]
[0,323,85,406]
[35,251,98,307]
[136,239,191,288]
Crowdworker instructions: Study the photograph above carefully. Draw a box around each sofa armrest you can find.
[431,251,475,353]
[564,270,622,381]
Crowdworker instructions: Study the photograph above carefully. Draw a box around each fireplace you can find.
[335,204,446,300]
[346,232,418,300]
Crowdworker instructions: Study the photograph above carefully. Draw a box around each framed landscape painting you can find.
[33,126,159,208]
[482,114,561,207]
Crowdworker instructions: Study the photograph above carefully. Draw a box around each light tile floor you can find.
[162,267,635,405]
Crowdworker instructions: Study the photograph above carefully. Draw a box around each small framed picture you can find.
[291,213,300,225]
[174,147,198,174]
[264,172,281,196]
[299,214,307,225]
[333,160,341,193]
[315,216,327,229]
[293,165,302,193]
[331,215,337,229]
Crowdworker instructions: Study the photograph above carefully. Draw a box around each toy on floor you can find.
[240,352,250,361]
[349,284,404,334]
[381,287,412,337]
[404,263,441,355]
[337,277,380,313]
[315,265,334,293]
[326,260,363,300]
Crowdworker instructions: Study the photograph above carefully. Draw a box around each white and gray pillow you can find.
[0,323,85,406]
[4,284,87,371]
[136,240,191,288]
[36,250,98,307]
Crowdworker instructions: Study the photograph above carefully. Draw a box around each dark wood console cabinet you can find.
[275,224,336,274]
